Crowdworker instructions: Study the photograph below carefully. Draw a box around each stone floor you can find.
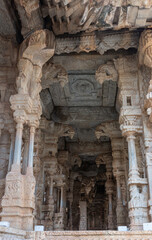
[1,228,152,240]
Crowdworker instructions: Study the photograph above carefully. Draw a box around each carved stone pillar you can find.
[0,114,26,229]
[22,129,29,175]
[0,29,55,230]
[115,54,149,230]
[112,138,127,227]
[95,122,127,228]
[121,124,148,230]
[68,177,74,230]
[45,176,54,230]
[54,184,66,231]
[60,185,64,211]
[0,131,11,179]
[13,118,24,166]
[126,133,140,179]
[79,201,87,230]
[8,131,15,172]
[27,124,36,171]
[139,30,152,222]
[104,154,115,230]
[143,118,152,221]
[0,131,10,216]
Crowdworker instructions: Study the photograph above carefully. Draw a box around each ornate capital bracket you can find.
[11,30,55,128]
[95,61,118,85]
[20,29,55,67]
[42,62,68,89]
[119,107,142,136]
[95,121,121,139]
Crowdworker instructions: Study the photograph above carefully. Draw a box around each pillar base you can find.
[129,206,149,231]
[108,214,115,230]
[0,164,35,231]
[116,203,127,226]
[54,211,65,231]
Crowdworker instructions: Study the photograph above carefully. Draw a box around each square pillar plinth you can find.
[0,164,35,231]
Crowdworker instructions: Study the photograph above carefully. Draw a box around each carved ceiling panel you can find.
[64,73,103,107]
[40,55,119,142]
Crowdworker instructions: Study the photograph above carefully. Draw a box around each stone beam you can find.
[55,31,139,55]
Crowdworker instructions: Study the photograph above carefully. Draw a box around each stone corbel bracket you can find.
[95,121,121,140]
[71,154,82,168]
[10,29,55,125]
[41,63,68,89]
[95,61,118,85]
[40,118,75,157]
[19,29,55,67]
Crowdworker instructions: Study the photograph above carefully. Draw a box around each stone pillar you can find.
[139,29,152,223]
[0,29,55,231]
[27,125,36,170]
[60,185,64,211]
[8,132,15,172]
[143,118,152,221]
[45,176,54,230]
[0,116,26,229]
[95,122,127,228]
[112,138,127,227]
[0,131,10,216]
[127,134,139,179]
[0,131,11,179]
[116,175,126,226]
[54,184,66,231]
[121,128,148,230]
[13,119,24,167]
[79,201,87,230]
[68,178,74,230]
[22,130,29,175]
[105,154,115,230]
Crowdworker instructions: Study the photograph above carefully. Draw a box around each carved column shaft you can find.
[13,121,24,166]
[8,132,15,172]
[127,134,139,178]
[22,137,29,175]
[116,176,122,203]
[49,177,54,196]
[28,126,36,169]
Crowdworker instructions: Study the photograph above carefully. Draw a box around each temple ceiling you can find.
[1,0,152,41]
[0,0,145,143]
[40,53,120,142]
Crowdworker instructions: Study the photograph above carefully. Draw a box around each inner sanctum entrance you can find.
[72,155,107,230]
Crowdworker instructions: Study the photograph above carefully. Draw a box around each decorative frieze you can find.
[55,31,139,55]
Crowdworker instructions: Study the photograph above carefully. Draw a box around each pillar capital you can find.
[126,132,136,141]
[29,120,39,130]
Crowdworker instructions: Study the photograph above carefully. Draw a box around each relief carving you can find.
[96,61,118,85]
